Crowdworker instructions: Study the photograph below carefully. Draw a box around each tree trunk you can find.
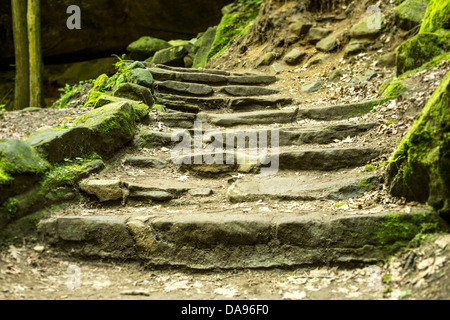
[11,0,29,110]
[27,0,45,108]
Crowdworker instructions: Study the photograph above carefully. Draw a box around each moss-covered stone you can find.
[350,13,385,39]
[75,101,138,156]
[150,45,189,67]
[0,139,49,176]
[396,31,450,75]
[193,26,218,68]
[394,0,429,31]
[207,0,261,61]
[127,36,172,61]
[113,83,154,106]
[419,0,450,33]
[385,71,450,219]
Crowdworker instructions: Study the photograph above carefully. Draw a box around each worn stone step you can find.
[198,109,298,127]
[79,178,213,203]
[155,80,214,96]
[149,67,277,85]
[156,94,293,111]
[173,147,380,174]
[154,99,201,114]
[226,172,380,203]
[219,86,280,97]
[153,64,231,76]
[202,123,377,147]
[297,99,389,121]
[39,211,445,269]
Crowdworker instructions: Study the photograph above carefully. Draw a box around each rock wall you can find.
[0,0,232,69]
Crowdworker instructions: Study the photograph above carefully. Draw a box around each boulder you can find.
[301,81,322,93]
[396,31,450,75]
[80,180,123,202]
[113,83,154,106]
[420,0,450,33]
[289,22,313,36]
[257,52,275,66]
[316,33,340,52]
[127,36,183,61]
[150,46,189,67]
[307,28,332,44]
[395,0,429,31]
[125,68,155,91]
[284,49,307,65]
[345,39,373,56]
[193,26,218,68]
[350,14,384,39]
[386,71,450,218]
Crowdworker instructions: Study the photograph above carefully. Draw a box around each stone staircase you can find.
[39,65,439,270]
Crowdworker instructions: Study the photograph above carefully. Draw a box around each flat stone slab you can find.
[39,211,446,269]
[156,80,214,96]
[123,157,169,169]
[198,109,298,127]
[80,180,123,202]
[227,173,379,202]
[220,86,279,97]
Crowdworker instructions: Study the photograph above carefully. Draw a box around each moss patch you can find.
[420,0,450,33]
[385,70,450,218]
[207,0,262,60]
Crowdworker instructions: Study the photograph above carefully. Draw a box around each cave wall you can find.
[0,0,232,69]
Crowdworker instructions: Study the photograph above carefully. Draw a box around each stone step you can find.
[155,80,214,96]
[174,147,380,174]
[39,211,444,269]
[156,94,293,111]
[149,67,277,85]
[226,171,380,203]
[197,100,388,126]
[200,123,377,147]
[79,178,213,203]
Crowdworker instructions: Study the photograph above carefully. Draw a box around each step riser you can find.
[39,212,444,269]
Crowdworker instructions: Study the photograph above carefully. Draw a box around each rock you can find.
[420,0,450,33]
[220,86,279,97]
[289,22,313,36]
[74,101,138,156]
[350,14,384,39]
[156,80,214,96]
[396,32,450,75]
[305,54,330,67]
[133,130,175,148]
[377,52,396,68]
[284,49,307,65]
[0,139,49,177]
[26,127,94,164]
[199,109,297,127]
[79,180,123,202]
[257,52,275,66]
[193,26,218,68]
[160,112,196,129]
[125,68,155,90]
[123,157,169,169]
[307,27,332,44]
[189,188,213,197]
[150,46,189,67]
[386,71,450,219]
[345,39,373,56]
[316,33,340,52]
[328,69,343,82]
[301,80,322,93]
[113,83,154,106]
[127,36,172,61]
[395,0,429,31]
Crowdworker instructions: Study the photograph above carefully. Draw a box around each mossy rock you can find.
[124,68,155,91]
[385,70,450,219]
[396,31,450,75]
[150,46,189,67]
[113,83,154,106]
[207,0,261,61]
[394,0,429,31]
[193,26,218,68]
[75,101,138,156]
[127,36,172,61]
[420,0,450,33]
[350,14,385,39]
[26,127,94,164]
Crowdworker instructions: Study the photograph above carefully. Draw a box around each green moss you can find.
[386,71,450,215]
[2,198,19,218]
[53,80,95,109]
[420,0,450,33]
[207,0,261,60]
[394,0,429,31]
[396,31,450,75]
[364,165,377,172]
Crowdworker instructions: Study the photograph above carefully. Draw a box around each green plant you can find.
[364,165,377,172]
